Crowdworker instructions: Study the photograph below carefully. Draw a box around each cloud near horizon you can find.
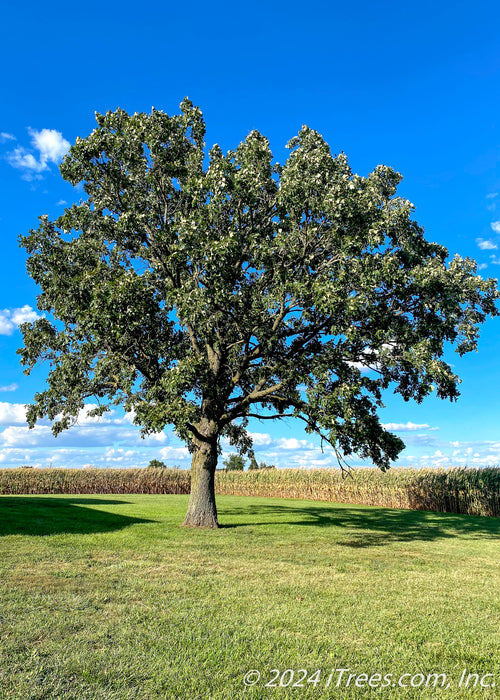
[0,404,494,471]
[0,423,167,449]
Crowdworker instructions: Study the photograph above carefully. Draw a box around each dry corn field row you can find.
[1,466,499,516]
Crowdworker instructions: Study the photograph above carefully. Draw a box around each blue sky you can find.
[1,0,499,470]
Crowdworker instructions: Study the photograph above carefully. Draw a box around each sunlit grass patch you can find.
[0,494,498,699]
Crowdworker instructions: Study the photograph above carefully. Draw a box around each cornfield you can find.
[217,467,500,516]
[0,466,499,517]
[0,467,190,496]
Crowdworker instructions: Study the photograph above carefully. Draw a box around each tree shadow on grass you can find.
[219,502,500,547]
[0,496,154,537]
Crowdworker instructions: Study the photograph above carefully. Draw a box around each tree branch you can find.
[220,381,283,424]
[245,412,295,420]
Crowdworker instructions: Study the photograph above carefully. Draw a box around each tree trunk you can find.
[182,436,219,528]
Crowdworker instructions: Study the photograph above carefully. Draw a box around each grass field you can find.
[0,495,498,699]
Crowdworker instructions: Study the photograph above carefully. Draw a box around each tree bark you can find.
[182,434,219,528]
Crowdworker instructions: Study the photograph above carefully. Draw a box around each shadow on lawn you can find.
[0,496,153,537]
[219,502,500,546]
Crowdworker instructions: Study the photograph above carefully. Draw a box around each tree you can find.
[259,462,276,470]
[248,455,260,470]
[223,454,245,471]
[147,458,167,469]
[18,99,498,528]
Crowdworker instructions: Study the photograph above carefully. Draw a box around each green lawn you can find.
[0,495,498,699]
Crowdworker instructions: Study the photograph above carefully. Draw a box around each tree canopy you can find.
[19,99,499,527]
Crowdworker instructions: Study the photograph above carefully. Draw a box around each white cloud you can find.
[491,221,500,233]
[477,263,488,270]
[11,306,42,325]
[71,404,134,426]
[486,193,498,199]
[249,432,272,446]
[402,433,439,447]
[0,425,51,446]
[0,444,177,470]
[0,422,167,449]
[419,449,450,466]
[347,342,398,373]
[0,132,15,142]
[347,351,379,372]
[0,402,28,426]
[158,445,190,461]
[476,238,498,250]
[7,128,70,178]
[139,431,168,445]
[276,437,312,450]
[382,422,438,432]
[1,399,498,471]
[67,405,137,427]
[0,448,25,464]
[29,128,70,165]
[0,383,18,392]
[7,148,46,174]
[104,447,138,463]
[225,431,338,469]
[292,456,332,469]
[0,305,42,335]
[0,402,167,450]
[110,409,137,425]
[56,199,67,206]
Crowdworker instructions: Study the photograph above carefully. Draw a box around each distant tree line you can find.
[147,456,275,471]
[147,459,181,469]
[223,454,276,471]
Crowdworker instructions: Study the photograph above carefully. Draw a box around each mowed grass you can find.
[0,495,498,700]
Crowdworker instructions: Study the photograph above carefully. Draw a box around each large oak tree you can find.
[19,100,498,527]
